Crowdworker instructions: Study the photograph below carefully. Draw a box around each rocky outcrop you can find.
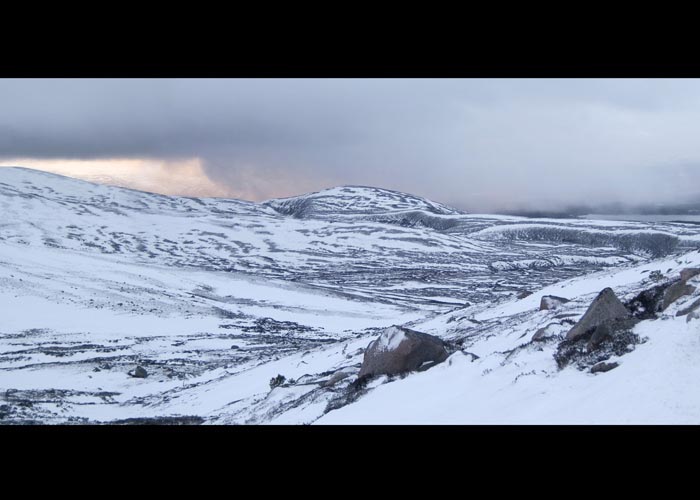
[688,311,700,323]
[555,321,641,370]
[128,366,148,378]
[358,326,448,379]
[661,281,696,311]
[676,297,700,317]
[269,374,286,389]
[566,288,630,342]
[587,323,612,351]
[628,272,698,317]
[626,283,671,319]
[540,295,570,311]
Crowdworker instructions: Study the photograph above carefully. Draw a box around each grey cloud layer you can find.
[1,78,700,210]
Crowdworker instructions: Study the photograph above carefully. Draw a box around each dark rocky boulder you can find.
[566,288,630,342]
[269,374,286,389]
[587,323,611,351]
[358,326,448,379]
[688,311,700,323]
[676,297,700,317]
[591,361,619,374]
[661,281,696,311]
[680,267,700,282]
[517,290,533,299]
[128,366,148,378]
[626,283,671,319]
[627,275,698,317]
[540,295,570,311]
[555,319,641,370]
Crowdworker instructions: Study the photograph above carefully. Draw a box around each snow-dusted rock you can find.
[566,288,630,341]
[627,283,671,319]
[128,366,148,378]
[540,295,570,311]
[591,361,619,374]
[677,297,700,317]
[358,326,448,379]
[688,311,700,323]
[680,267,700,282]
[661,281,696,311]
[532,322,561,341]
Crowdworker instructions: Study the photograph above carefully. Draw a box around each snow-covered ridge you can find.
[263,185,464,218]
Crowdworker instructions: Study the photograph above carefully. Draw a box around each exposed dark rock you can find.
[676,297,700,317]
[566,288,630,341]
[128,366,148,378]
[626,282,671,319]
[680,267,700,282]
[532,322,560,341]
[517,290,533,299]
[555,318,641,370]
[688,311,700,323]
[109,416,205,425]
[269,374,286,389]
[540,295,570,311]
[587,323,611,351]
[591,361,619,374]
[649,270,664,282]
[661,282,696,310]
[358,326,448,379]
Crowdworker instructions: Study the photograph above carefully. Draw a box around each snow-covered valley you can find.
[2,167,700,424]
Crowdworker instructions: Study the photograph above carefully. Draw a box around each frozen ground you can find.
[1,167,700,424]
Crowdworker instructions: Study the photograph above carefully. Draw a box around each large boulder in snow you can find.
[128,366,148,378]
[566,288,630,342]
[661,282,696,311]
[540,295,570,311]
[680,267,700,282]
[358,326,448,379]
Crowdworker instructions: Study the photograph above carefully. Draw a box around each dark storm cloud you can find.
[2,78,700,211]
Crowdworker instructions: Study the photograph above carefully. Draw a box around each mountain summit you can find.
[263,185,464,218]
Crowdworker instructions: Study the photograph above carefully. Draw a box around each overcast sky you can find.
[2,78,700,211]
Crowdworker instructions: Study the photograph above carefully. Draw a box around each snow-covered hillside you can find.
[1,166,700,424]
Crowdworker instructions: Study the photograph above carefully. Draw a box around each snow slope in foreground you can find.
[318,250,700,424]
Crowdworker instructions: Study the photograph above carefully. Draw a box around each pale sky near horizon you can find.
[2,78,700,211]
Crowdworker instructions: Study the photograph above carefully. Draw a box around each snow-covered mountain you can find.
[1,166,700,424]
[263,185,463,218]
